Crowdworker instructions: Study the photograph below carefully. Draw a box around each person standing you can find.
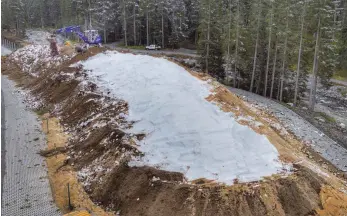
[48,35,59,56]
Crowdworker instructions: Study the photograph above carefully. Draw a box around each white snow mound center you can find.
[78,51,286,184]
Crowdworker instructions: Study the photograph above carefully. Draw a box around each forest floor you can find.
[2,29,347,215]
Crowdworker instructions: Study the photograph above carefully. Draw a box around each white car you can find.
[145,44,161,50]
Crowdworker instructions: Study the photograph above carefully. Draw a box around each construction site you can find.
[1,26,347,216]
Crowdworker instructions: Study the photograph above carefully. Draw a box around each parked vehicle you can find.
[145,44,161,50]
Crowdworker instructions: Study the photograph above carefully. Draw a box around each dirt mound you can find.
[2,50,347,216]
[83,163,326,216]
[68,46,106,65]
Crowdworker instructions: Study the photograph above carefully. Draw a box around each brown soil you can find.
[41,115,114,215]
[317,186,347,215]
[3,48,347,216]
[67,46,107,65]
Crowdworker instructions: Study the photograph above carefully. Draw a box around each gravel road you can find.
[227,87,347,172]
[104,44,198,58]
[1,76,60,215]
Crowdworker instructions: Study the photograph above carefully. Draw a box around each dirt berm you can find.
[2,47,347,216]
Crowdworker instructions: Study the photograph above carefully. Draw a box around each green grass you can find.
[314,112,336,123]
[333,75,347,82]
[34,107,50,116]
[333,69,347,81]
[337,87,347,97]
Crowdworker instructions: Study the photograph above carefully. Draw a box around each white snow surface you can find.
[77,51,286,184]
[10,44,70,75]
[1,46,12,56]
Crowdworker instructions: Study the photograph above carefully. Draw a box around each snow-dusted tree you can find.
[233,0,240,88]
[278,0,289,102]
[270,41,278,99]
[93,0,116,43]
[198,0,225,79]
[250,0,263,92]
[138,0,154,45]
[10,0,26,37]
[294,0,306,105]
[167,0,188,48]
[309,0,338,110]
[263,0,274,97]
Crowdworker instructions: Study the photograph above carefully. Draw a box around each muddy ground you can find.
[2,48,347,215]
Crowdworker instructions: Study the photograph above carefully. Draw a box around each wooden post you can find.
[46,118,49,134]
[67,183,73,211]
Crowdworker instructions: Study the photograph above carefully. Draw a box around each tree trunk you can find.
[146,10,149,46]
[133,4,136,45]
[88,0,92,29]
[250,1,262,92]
[205,0,211,74]
[270,43,278,99]
[162,7,164,48]
[309,17,321,111]
[123,0,127,46]
[40,2,44,29]
[333,2,337,41]
[294,0,306,105]
[280,6,289,102]
[227,0,232,80]
[264,2,274,97]
[234,0,240,88]
[104,26,107,43]
[277,73,281,100]
[256,72,262,94]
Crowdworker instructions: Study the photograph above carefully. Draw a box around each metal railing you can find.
[2,37,22,51]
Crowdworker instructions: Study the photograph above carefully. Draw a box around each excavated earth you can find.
[2,47,347,216]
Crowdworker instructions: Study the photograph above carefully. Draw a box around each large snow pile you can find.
[1,46,12,56]
[76,51,286,184]
[10,45,69,75]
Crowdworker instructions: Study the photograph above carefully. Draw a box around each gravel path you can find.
[227,87,347,172]
[1,76,60,215]
[104,44,198,58]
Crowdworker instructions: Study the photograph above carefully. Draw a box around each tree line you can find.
[2,0,346,110]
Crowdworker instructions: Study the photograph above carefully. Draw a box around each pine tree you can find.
[198,0,225,79]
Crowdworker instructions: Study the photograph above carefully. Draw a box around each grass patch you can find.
[337,87,347,97]
[333,75,347,82]
[315,112,336,123]
[34,107,50,116]
[334,69,347,81]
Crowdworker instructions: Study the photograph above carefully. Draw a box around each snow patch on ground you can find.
[1,46,12,56]
[74,51,286,184]
[9,45,70,75]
